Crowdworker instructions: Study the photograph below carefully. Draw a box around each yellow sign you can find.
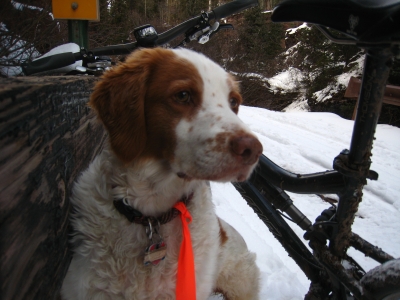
[52,0,100,21]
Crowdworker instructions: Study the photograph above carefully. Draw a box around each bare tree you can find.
[0,0,68,76]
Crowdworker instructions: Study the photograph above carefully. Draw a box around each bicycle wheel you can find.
[361,259,400,300]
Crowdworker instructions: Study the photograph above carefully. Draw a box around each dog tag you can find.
[144,241,167,266]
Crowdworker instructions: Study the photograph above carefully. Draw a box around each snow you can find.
[0,23,40,76]
[210,106,400,299]
[232,72,270,84]
[336,56,364,87]
[264,50,363,111]
[282,96,310,112]
[274,22,365,109]
[1,4,62,77]
[313,84,337,102]
[268,67,304,93]
[11,0,55,20]
[312,55,364,103]
[11,0,43,12]
[361,259,400,284]
[286,23,309,35]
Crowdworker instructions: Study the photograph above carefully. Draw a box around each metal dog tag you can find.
[144,241,167,266]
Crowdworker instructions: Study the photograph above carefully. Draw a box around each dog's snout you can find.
[230,135,263,165]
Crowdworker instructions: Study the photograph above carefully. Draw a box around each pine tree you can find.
[179,0,209,18]
[238,6,285,73]
[295,26,360,97]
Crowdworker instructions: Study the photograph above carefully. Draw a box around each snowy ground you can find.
[210,105,400,299]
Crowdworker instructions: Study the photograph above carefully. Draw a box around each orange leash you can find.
[173,201,196,300]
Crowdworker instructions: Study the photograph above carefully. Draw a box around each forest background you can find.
[1,0,399,126]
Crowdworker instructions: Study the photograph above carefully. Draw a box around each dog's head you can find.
[90,48,262,182]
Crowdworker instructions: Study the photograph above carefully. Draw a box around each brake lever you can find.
[189,25,213,42]
[208,23,234,39]
[199,22,234,44]
[178,6,235,47]
[198,22,220,44]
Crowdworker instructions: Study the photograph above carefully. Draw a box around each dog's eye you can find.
[229,97,239,110]
[175,91,191,103]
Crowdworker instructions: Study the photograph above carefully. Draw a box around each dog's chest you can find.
[114,192,220,299]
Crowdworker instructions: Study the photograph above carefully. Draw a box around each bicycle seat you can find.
[271,0,400,44]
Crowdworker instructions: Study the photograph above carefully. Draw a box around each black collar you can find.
[113,192,194,226]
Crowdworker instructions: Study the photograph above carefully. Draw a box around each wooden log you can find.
[0,76,106,300]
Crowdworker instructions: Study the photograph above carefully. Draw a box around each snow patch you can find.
[268,67,304,93]
[11,0,43,12]
[312,55,364,102]
[283,96,310,112]
[286,23,310,35]
[0,22,40,76]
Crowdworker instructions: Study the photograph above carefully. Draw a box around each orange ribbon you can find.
[173,201,196,300]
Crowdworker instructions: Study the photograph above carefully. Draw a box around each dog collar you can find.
[113,192,194,226]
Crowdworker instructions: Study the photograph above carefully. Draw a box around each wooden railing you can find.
[344,76,400,119]
[0,76,105,300]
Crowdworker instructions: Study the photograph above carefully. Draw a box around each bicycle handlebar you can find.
[155,17,200,47]
[211,0,257,19]
[154,0,257,46]
[22,0,258,75]
[91,42,138,56]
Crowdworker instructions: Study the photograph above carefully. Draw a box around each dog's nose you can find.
[230,135,263,165]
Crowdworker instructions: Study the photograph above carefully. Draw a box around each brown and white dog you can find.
[61,48,262,300]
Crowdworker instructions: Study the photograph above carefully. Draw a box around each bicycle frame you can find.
[233,45,397,299]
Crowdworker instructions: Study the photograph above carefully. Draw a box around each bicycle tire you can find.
[361,259,400,300]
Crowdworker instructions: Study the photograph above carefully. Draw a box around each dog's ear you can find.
[89,50,153,163]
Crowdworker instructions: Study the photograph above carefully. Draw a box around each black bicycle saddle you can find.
[271,0,400,44]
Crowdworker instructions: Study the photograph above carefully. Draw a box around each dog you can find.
[61,48,262,300]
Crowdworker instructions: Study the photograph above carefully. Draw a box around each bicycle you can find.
[232,0,400,299]
[21,0,400,299]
